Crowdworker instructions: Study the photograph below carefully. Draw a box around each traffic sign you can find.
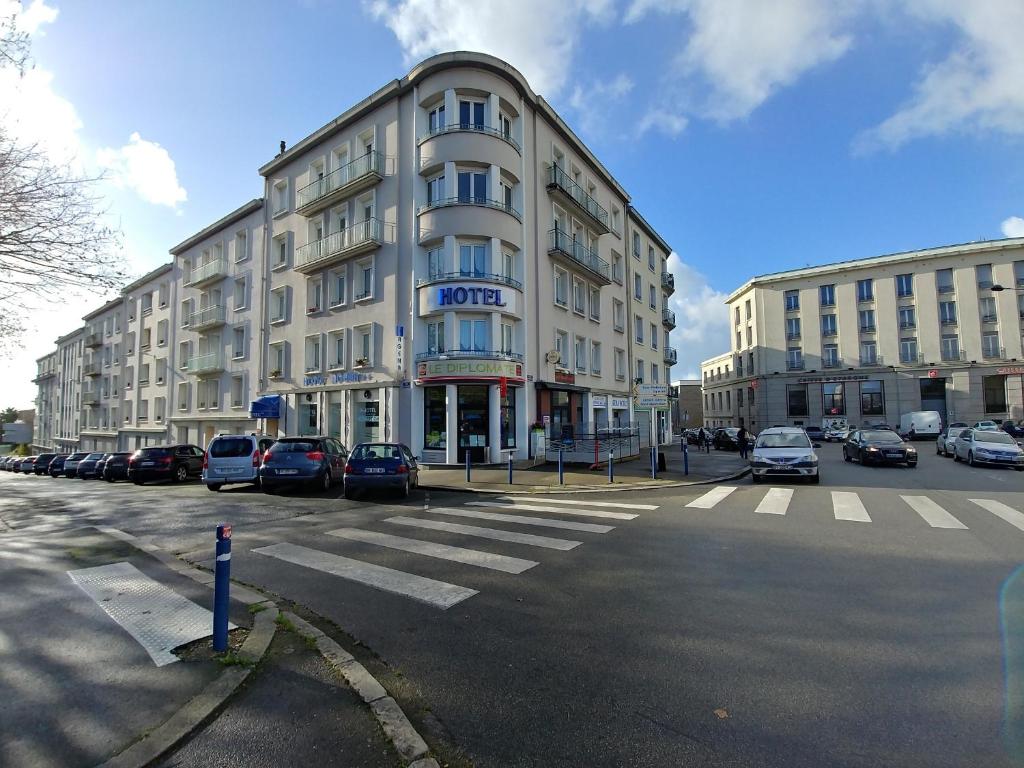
[633,383,668,409]
[928,369,939,378]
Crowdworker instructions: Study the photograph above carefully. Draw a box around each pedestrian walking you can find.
[737,425,749,460]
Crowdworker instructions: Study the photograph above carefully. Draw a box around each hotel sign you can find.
[438,286,507,307]
[419,281,520,315]
[417,358,523,381]
[798,374,869,384]
[303,371,375,387]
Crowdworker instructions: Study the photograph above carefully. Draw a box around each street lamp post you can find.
[990,284,1023,420]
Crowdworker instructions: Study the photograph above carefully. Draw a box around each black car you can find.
[344,442,420,499]
[47,454,69,477]
[76,452,107,479]
[804,426,826,442]
[32,453,58,475]
[713,428,740,450]
[843,429,918,467]
[1001,420,1024,438]
[128,444,205,484]
[259,436,348,494]
[102,452,133,482]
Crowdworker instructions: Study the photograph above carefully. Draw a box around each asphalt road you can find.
[2,446,1023,767]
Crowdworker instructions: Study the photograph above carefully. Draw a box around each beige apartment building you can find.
[702,238,1024,432]
[31,351,59,450]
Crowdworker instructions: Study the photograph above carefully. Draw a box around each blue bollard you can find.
[558,450,564,485]
[508,452,513,485]
[608,449,614,483]
[651,444,656,479]
[683,443,689,475]
[465,450,471,483]
[213,523,232,653]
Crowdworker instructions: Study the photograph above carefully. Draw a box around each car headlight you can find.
[975,448,993,456]
[866,446,880,451]
[906,446,917,454]
[799,454,818,463]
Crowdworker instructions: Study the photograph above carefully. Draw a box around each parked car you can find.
[94,454,109,477]
[76,452,107,479]
[948,422,968,429]
[47,454,68,477]
[899,411,942,439]
[1001,420,1024,438]
[936,426,968,457]
[971,420,1000,431]
[203,434,277,492]
[62,452,89,478]
[128,445,205,484]
[102,452,133,482]
[803,425,826,443]
[750,427,820,484]
[713,427,741,450]
[30,453,57,475]
[844,429,917,467]
[954,429,1024,469]
[344,442,420,499]
[824,426,851,443]
[863,422,894,431]
[684,429,702,445]
[19,456,37,474]
[0,457,12,470]
[259,437,348,494]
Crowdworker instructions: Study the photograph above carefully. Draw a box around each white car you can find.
[970,420,999,431]
[953,428,1024,470]
[203,434,277,491]
[751,426,820,484]
[825,427,850,443]
[936,426,967,457]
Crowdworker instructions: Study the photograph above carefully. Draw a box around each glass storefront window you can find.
[354,400,379,444]
[458,385,489,461]
[860,380,884,415]
[787,385,808,416]
[501,392,516,448]
[984,375,1007,413]
[823,383,845,415]
[424,387,447,449]
[299,403,318,436]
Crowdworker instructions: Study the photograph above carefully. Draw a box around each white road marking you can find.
[326,527,538,574]
[970,499,1024,532]
[252,542,477,609]
[754,488,793,516]
[831,491,872,522]
[685,486,737,509]
[67,561,230,667]
[900,496,968,529]
[386,516,581,551]
[467,500,637,520]
[428,507,614,533]
[497,497,658,511]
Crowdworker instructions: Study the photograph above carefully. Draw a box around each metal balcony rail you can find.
[662,308,677,327]
[548,228,610,281]
[84,333,103,348]
[661,272,675,291]
[296,150,384,209]
[186,352,224,374]
[982,346,1006,359]
[424,122,520,152]
[899,353,924,365]
[937,284,955,294]
[787,359,805,371]
[295,218,383,270]
[859,354,884,366]
[664,348,678,364]
[188,304,226,329]
[859,324,877,333]
[823,357,843,368]
[786,332,801,341]
[546,165,609,228]
[418,195,522,220]
[981,314,998,323]
[184,257,227,287]
[940,349,966,361]
[414,350,523,363]
[416,271,523,290]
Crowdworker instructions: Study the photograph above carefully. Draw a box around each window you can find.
[634,273,642,300]
[589,285,601,320]
[273,235,288,268]
[977,264,993,290]
[650,323,658,349]
[457,170,487,203]
[823,344,839,367]
[936,268,954,293]
[141,293,153,315]
[737,388,744,407]
[736,355,743,376]
[138,399,149,421]
[180,298,193,327]
[746,327,752,346]
[858,309,876,332]
[232,326,245,359]
[459,319,488,352]
[787,385,808,416]
[613,299,624,331]
[269,342,286,376]
[178,341,190,370]
[787,348,803,370]
[983,375,1007,413]
[860,341,877,365]
[177,382,189,411]
[554,268,568,306]
[982,332,1001,358]
[424,386,447,449]
[572,277,586,314]
[636,359,644,383]
[355,258,374,300]
[786,317,801,340]
[899,338,918,363]
[234,230,248,262]
[459,99,484,129]
[307,278,323,314]
[612,252,624,284]
[329,268,347,308]
[426,320,444,355]
[555,330,568,366]
[823,382,845,415]
[231,376,245,408]
[652,365,660,384]
[645,245,654,271]
[748,351,754,371]
[1018,293,1024,320]
[635,316,644,344]
[591,341,601,374]
[898,306,916,329]
[355,325,373,366]
[140,328,152,349]
[428,103,445,133]
[328,330,346,369]
[939,301,957,324]
[896,273,913,297]
[139,363,150,385]
[614,348,626,380]
[940,334,960,361]
[1015,260,1024,288]
[979,296,997,323]
[201,379,220,410]
[272,180,289,215]
[574,336,586,371]
[821,314,837,337]
[632,231,641,258]
[860,380,884,415]
[159,282,169,308]
[500,323,513,355]
[857,278,874,302]
[782,291,798,311]
[649,284,656,309]
[270,287,287,323]
[820,284,835,306]
[500,180,514,213]
[233,278,246,311]
[459,243,487,277]
[499,112,512,141]
[735,331,742,350]
[426,174,445,205]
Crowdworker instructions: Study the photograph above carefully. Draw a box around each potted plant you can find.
[269,369,283,378]
[354,357,369,367]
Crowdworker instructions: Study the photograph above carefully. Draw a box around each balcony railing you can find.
[548,228,610,283]
[982,346,1006,360]
[414,350,523,363]
[937,285,955,294]
[899,353,924,365]
[423,122,520,152]
[661,272,675,292]
[662,308,677,328]
[859,354,883,367]
[546,165,609,232]
[664,348,678,364]
[786,333,801,341]
[787,359,805,371]
[416,271,523,291]
[187,304,227,331]
[296,150,384,214]
[981,314,998,323]
[83,361,101,377]
[859,324,877,333]
[81,394,100,407]
[823,357,843,369]
[899,321,916,330]
[184,257,227,288]
[295,219,383,273]
[418,195,521,221]
[940,349,966,362]
[186,352,224,375]
[84,333,103,348]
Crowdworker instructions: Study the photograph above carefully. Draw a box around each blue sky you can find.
[4,0,1024,408]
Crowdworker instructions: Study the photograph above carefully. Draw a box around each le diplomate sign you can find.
[417,358,523,382]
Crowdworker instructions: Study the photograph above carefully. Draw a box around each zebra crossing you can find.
[253,495,654,610]
[685,485,1024,532]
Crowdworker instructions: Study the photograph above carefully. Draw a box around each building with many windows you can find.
[701,238,1024,431]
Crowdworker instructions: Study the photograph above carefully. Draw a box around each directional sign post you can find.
[632,384,668,478]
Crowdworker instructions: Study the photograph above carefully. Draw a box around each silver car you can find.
[751,427,821,484]
[936,426,967,457]
[953,428,1024,469]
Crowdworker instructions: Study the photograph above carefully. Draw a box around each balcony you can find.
[32,369,56,383]
[940,349,966,362]
[786,333,801,341]
[295,219,383,274]
[418,194,521,222]
[185,257,228,288]
[662,308,677,329]
[859,354,884,367]
[81,393,100,407]
[981,314,998,323]
[83,361,101,377]
[295,151,384,217]
[982,346,1006,360]
[664,348,678,364]
[787,359,805,371]
[821,329,838,337]
[899,322,916,330]
[937,285,955,294]
[661,272,675,293]
[548,228,610,284]
[416,271,523,291]
[188,304,227,331]
[186,352,224,376]
[546,165,610,233]
[414,350,523,363]
[84,333,103,348]
[859,325,877,333]
[823,357,844,369]
[423,121,520,152]
[899,353,924,365]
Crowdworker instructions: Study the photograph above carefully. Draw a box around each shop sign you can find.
[998,367,1024,375]
[554,369,576,385]
[303,371,375,387]
[438,286,507,307]
[395,335,405,376]
[417,358,523,381]
[420,281,520,315]
[797,374,868,384]
[592,395,607,408]
[609,396,630,409]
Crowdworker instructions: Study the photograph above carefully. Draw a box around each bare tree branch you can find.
[0,11,29,75]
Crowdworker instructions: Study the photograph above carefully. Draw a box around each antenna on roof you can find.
[279,140,286,156]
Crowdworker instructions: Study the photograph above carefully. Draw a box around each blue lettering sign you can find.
[453,287,468,303]
[438,285,508,308]
[438,287,452,305]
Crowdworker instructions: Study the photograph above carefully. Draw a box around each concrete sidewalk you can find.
[419,443,749,493]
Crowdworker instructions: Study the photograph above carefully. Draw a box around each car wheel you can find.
[843,449,851,462]
[400,478,410,498]
[321,469,332,492]
[908,462,917,468]
[133,478,144,485]
[936,444,942,455]
[106,477,114,483]
[810,472,820,484]
[262,485,276,494]
[208,484,222,492]
[173,464,188,483]
[751,474,761,484]
[967,451,975,467]
[1015,467,1023,472]
[344,486,356,500]
[953,452,961,462]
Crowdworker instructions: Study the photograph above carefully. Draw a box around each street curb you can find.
[419,465,751,495]
[282,611,433,764]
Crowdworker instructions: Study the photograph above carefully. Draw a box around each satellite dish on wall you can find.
[546,350,560,364]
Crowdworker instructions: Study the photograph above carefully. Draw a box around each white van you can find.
[899,411,942,439]
[203,434,276,491]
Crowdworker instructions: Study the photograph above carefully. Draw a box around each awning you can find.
[249,395,281,419]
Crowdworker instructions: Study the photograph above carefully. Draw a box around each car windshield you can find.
[756,433,811,448]
[976,431,1016,445]
[862,430,902,443]
[270,440,318,453]
[210,437,254,458]
[351,443,402,460]
[722,428,739,436]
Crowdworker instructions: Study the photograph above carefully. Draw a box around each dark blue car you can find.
[344,442,419,499]
[259,436,348,494]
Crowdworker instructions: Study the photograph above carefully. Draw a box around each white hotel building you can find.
[31,52,676,462]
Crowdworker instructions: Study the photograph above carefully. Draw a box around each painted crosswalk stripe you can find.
[467,500,637,520]
[970,499,1024,532]
[685,486,737,509]
[428,507,614,533]
[754,488,793,516]
[326,527,538,574]
[386,516,581,551]
[498,497,657,511]
[900,496,968,529]
[252,542,477,609]
[831,491,871,522]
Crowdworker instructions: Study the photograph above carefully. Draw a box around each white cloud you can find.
[637,108,688,137]
[567,73,634,138]
[96,132,187,209]
[1003,216,1024,238]
[665,253,731,380]
[363,0,613,96]
[14,0,58,34]
[859,0,1024,150]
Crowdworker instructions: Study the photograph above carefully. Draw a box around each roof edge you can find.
[169,198,264,255]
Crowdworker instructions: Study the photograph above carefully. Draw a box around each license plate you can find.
[218,468,243,475]
[885,452,901,457]
[141,461,154,467]
[366,467,386,474]
[278,469,298,475]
